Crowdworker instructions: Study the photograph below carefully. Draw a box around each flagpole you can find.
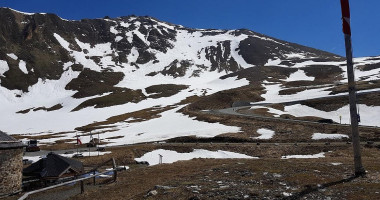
[340,0,365,176]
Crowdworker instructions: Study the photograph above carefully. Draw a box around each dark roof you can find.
[23,152,84,178]
[0,131,25,149]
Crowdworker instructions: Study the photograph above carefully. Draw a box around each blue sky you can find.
[1,0,379,57]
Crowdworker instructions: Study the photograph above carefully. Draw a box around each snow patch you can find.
[286,69,315,81]
[312,133,348,140]
[101,105,242,146]
[284,104,380,127]
[281,152,325,159]
[7,53,18,60]
[60,151,111,158]
[253,128,275,139]
[115,36,123,42]
[331,162,342,166]
[18,60,28,74]
[0,60,9,76]
[284,53,307,59]
[135,149,257,166]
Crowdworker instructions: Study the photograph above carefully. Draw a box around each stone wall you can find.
[0,148,23,197]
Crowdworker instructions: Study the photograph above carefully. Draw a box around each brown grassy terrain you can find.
[183,106,380,143]
[187,85,264,111]
[301,92,380,112]
[329,80,380,95]
[11,143,380,200]
[76,106,175,132]
[145,84,189,99]
[72,89,145,111]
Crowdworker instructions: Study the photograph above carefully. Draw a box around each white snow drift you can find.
[135,149,257,166]
[281,152,326,159]
[253,128,275,139]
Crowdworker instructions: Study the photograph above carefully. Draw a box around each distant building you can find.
[23,152,84,180]
[0,131,25,197]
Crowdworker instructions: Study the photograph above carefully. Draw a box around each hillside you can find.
[0,8,380,148]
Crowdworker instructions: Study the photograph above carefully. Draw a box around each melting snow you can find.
[259,83,332,104]
[100,105,242,146]
[18,60,28,74]
[312,133,349,140]
[135,149,257,166]
[286,69,315,81]
[284,104,380,127]
[23,151,112,163]
[253,128,275,139]
[331,162,342,166]
[0,60,9,76]
[7,53,18,60]
[2,22,380,149]
[60,151,111,158]
[284,53,307,59]
[281,152,325,159]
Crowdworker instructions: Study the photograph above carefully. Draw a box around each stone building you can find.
[0,131,25,197]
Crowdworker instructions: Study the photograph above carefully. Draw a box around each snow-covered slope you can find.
[0,8,379,145]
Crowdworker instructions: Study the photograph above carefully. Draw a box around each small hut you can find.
[23,152,84,181]
[0,131,25,197]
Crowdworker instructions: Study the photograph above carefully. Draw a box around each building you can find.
[0,131,25,197]
[23,152,84,180]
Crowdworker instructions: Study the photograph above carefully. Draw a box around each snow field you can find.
[1,15,380,149]
[0,32,250,137]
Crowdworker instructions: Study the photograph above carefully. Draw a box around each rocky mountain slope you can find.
[1,8,379,146]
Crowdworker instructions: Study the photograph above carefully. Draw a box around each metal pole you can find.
[340,0,365,176]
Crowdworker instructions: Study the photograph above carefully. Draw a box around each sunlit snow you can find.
[253,128,275,139]
[281,152,325,159]
[135,149,257,166]
[312,133,349,140]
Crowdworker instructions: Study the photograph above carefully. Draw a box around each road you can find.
[207,90,380,129]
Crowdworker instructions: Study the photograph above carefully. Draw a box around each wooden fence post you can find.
[112,158,117,182]
[80,180,84,194]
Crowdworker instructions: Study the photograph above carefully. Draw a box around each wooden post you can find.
[80,180,84,194]
[93,171,96,185]
[340,0,365,176]
[112,158,117,182]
